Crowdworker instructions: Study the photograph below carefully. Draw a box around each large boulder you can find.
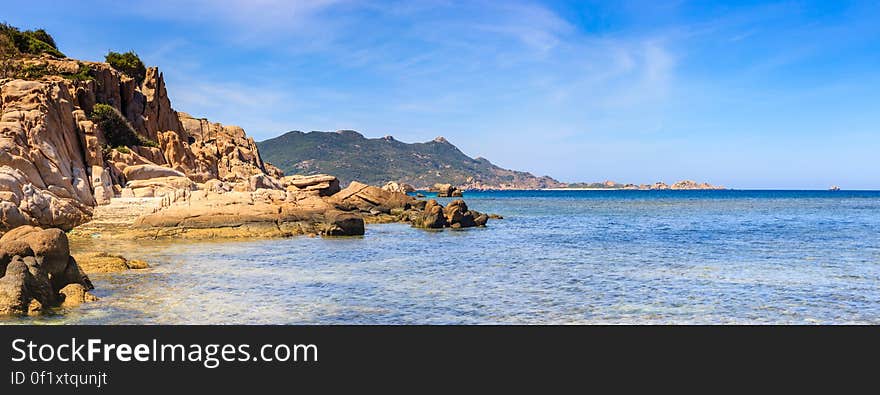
[0,226,70,276]
[132,189,365,238]
[320,211,366,236]
[382,181,414,194]
[123,164,186,181]
[414,199,446,229]
[329,181,416,213]
[434,183,463,197]
[282,174,340,196]
[127,176,196,198]
[0,258,37,316]
[249,174,283,191]
[0,225,94,316]
[443,199,476,228]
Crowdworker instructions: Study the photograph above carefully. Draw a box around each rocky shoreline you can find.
[0,53,492,317]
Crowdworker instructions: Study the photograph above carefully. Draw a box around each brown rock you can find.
[0,254,67,316]
[73,252,136,273]
[414,199,446,229]
[282,174,341,196]
[330,181,416,213]
[443,199,476,228]
[0,226,70,276]
[320,211,366,236]
[0,258,33,316]
[434,183,455,197]
[249,174,283,191]
[382,181,414,194]
[59,283,99,307]
[473,212,489,227]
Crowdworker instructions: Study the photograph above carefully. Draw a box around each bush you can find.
[18,63,50,79]
[90,104,157,148]
[28,29,56,49]
[105,51,146,82]
[0,23,64,58]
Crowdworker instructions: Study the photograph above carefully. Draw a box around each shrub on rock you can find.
[105,50,146,82]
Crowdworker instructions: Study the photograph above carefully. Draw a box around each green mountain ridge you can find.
[257,130,564,189]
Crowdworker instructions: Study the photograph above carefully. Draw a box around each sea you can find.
[7,190,880,324]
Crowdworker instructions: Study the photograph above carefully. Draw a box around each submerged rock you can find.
[73,252,150,273]
[59,283,99,307]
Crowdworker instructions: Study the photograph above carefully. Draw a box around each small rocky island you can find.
[0,25,490,316]
[560,180,725,190]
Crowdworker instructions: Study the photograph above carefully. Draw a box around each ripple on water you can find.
[5,190,880,325]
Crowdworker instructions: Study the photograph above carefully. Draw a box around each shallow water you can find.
[5,190,880,324]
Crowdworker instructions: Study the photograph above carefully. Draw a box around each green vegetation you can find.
[105,51,146,82]
[1,60,93,81]
[0,23,64,58]
[17,62,50,79]
[90,104,157,149]
[257,130,561,188]
[62,62,94,81]
[0,24,75,80]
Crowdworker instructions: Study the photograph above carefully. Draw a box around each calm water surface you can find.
[6,190,880,324]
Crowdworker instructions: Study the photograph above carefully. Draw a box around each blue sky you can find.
[5,0,880,188]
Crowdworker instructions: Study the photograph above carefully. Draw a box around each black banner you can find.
[0,325,875,392]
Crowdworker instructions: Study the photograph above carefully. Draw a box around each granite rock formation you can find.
[0,225,93,315]
[0,56,276,234]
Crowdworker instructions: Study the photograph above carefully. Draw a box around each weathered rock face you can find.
[0,57,282,233]
[0,225,93,316]
[1,79,95,231]
[177,112,274,184]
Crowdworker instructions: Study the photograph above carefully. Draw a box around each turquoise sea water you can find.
[7,190,880,324]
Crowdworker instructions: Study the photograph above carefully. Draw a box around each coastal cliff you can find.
[0,56,280,234]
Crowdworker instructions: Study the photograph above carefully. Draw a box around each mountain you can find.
[257,130,564,190]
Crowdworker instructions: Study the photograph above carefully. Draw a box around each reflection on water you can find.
[4,190,880,324]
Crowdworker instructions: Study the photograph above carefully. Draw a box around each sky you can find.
[4,0,880,189]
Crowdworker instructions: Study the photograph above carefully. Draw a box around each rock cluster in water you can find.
[0,225,93,316]
[411,199,488,229]
[434,183,463,197]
